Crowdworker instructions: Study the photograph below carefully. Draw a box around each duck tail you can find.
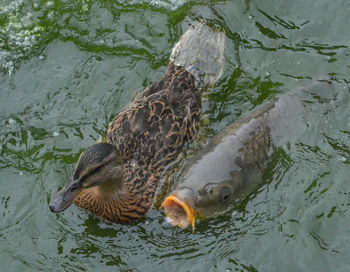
[170,22,225,88]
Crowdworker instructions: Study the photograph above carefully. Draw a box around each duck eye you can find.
[70,183,78,192]
[219,187,232,203]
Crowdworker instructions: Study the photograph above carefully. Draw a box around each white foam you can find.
[338,156,346,162]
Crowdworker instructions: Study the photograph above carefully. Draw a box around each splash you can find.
[118,0,188,10]
[0,0,45,75]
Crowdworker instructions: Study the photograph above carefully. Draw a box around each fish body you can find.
[162,80,336,228]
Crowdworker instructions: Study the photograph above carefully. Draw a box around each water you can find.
[0,0,349,271]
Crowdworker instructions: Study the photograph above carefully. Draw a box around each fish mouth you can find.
[162,195,195,231]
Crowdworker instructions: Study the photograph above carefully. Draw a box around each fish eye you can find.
[218,187,232,203]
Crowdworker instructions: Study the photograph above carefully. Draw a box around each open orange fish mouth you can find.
[161,195,195,232]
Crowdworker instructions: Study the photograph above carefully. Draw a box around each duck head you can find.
[49,142,123,213]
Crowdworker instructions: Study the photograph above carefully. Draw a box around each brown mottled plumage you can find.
[74,63,200,223]
[49,23,225,223]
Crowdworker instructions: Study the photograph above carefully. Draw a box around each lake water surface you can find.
[1,0,350,271]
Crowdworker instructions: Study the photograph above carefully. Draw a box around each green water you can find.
[1,0,350,271]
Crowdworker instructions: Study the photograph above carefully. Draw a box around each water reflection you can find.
[1,0,350,271]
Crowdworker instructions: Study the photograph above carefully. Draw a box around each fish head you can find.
[195,181,233,217]
[162,181,233,231]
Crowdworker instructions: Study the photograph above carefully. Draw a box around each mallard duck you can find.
[49,23,225,223]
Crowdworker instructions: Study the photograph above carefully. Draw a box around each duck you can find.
[49,23,225,223]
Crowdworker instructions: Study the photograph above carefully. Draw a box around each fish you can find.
[161,79,340,230]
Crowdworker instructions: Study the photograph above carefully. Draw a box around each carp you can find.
[162,79,340,230]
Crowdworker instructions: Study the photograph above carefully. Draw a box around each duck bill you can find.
[162,195,195,232]
[49,180,82,213]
